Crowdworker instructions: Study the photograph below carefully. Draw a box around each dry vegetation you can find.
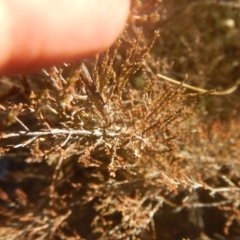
[0,0,240,239]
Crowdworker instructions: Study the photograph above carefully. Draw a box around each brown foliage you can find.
[0,1,240,239]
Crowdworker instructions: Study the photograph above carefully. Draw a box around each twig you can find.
[79,63,109,117]
[14,116,29,131]
[1,128,120,139]
[157,73,240,96]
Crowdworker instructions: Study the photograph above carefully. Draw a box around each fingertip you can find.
[0,0,130,75]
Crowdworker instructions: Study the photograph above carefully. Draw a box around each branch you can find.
[1,128,119,139]
[157,73,240,96]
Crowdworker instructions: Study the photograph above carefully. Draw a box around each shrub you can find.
[0,1,240,239]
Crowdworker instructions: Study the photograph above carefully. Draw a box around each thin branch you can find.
[157,73,240,96]
[14,136,38,148]
[14,116,29,131]
[1,128,120,139]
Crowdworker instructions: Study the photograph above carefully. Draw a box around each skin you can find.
[0,0,130,74]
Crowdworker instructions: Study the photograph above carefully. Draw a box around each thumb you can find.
[0,0,130,74]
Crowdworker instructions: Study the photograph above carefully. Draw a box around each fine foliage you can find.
[0,1,240,239]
